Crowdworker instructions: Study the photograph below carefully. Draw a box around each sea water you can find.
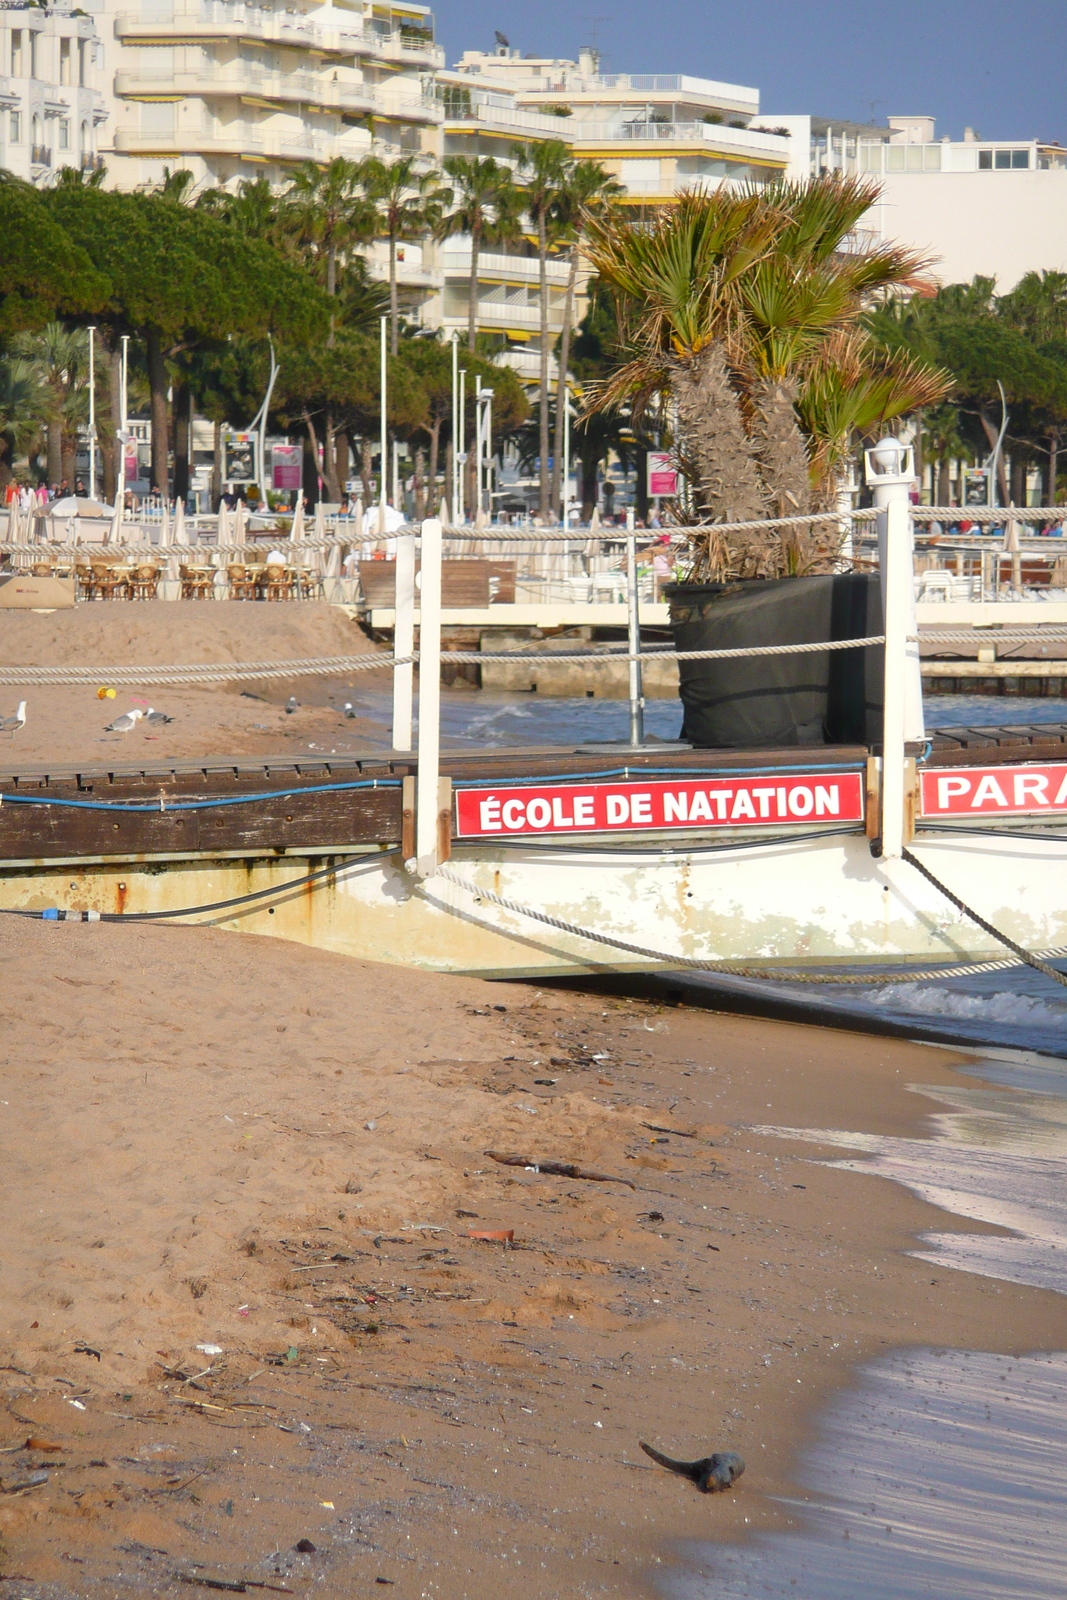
[662,1051,1067,1599]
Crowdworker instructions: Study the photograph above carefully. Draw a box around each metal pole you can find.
[87,325,96,499]
[392,438,399,512]
[415,516,442,875]
[450,333,458,515]
[474,378,483,517]
[562,379,569,527]
[378,315,387,533]
[115,334,129,522]
[626,507,644,747]
[392,526,415,751]
[486,389,493,521]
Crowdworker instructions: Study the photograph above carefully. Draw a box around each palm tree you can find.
[549,159,623,520]
[283,158,376,500]
[513,139,573,519]
[584,176,950,576]
[11,321,86,486]
[0,354,46,488]
[364,155,451,356]
[434,155,518,354]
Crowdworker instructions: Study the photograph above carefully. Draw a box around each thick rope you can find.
[901,847,1067,989]
[0,635,888,686]
[432,864,1065,987]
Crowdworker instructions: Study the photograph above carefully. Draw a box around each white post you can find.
[626,506,644,747]
[87,324,96,500]
[457,367,466,522]
[866,437,924,859]
[392,527,415,751]
[115,334,129,523]
[392,438,399,513]
[415,517,442,875]
[474,378,483,518]
[450,333,459,516]
[378,315,387,533]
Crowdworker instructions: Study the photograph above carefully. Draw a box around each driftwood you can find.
[485,1150,636,1190]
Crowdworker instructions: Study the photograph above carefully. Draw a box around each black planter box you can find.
[665,574,884,749]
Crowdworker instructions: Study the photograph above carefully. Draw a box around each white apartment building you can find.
[770,112,1067,290]
[80,0,443,193]
[425,46,792,378]
[0,0,107,184]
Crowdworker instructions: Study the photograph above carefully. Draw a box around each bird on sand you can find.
[639,1441,745,1493]
[0,701,26,732]
[285,696,299,714]
[144,707,173,725]
[105,708,144,733]
[343,702,356,719]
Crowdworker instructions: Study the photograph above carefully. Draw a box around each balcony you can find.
[441,245,572,287]
[81,151,105,171]
[112,123,366,164]
[363,27,443,68]
[31,143,52,167]
[115,3,373,60]
[441,94,574,139]
[114,66,378,117]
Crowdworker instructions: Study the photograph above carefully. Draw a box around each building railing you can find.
[440,245,571,282]
[31,142,52,166]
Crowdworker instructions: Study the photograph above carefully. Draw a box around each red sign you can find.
[921,763,1067,817]
[647,451,678,498]
[272,444,302,491]
[455,772,865,839]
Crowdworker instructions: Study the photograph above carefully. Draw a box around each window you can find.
[9,111,21,144]
[11,30,22,75]
[60,36,71,84]
[58,118,70,151]
[29,31,37,79]
[995,149,1011,169]
[1012,148,1029,169]
[979,149,992,169]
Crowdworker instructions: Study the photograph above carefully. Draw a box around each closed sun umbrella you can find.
[159,497,171,549]
[175,498,189,546]
[217,499,231,550]
[290,493,306,543]
[233,496,247,550]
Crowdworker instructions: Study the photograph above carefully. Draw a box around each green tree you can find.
[364,155,451,357]
[513,139,573,519]
[0,173,107,338]
[10,321,88,485]
[549,159,624,518]
[435,155,521,354]
[0,354,47,489]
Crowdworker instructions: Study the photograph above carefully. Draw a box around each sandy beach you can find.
[1,916,1064,1598]
[0,603,392,766]
[1,602,1065,1597]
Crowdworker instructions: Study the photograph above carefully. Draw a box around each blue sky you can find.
[434,0,1067,145]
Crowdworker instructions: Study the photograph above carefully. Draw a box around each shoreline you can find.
[1,918,1064,1597]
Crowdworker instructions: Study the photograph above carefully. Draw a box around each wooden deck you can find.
[0,727,1063,865]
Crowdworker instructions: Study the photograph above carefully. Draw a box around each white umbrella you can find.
[438,497,451,527]
[352,497,363,533]
[217,499,231,549]
[1002,508,1021,553]
[325,541,341,579]
[106,500,123,545]
[5,500,19,547]
[233,497,247,550]
[175,498,189,546]
[474,504,487,531]
[159,497,172,549]
[290,493,306,543]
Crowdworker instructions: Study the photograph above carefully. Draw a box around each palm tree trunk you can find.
[749,376,811,518]
[537,208,550,520]
[390,234,400,358]
[674,344,765,532]
[937,455,951,505]
[360,437,374,504]
[145,326,169,496]
[100,334,120,503]
[467,222,480,353]
[428,416,442,513]
[323,410,342,504]
[550,243,578,521]
[327,243,336,350]
[46,420,62,487]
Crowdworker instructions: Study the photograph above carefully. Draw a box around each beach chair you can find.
[130,564,160,600]
[227,563,257,601]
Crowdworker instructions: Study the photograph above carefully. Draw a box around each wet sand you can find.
[1,922,1064,1598]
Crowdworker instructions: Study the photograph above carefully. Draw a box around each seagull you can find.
[144,707,174,725]
[0,701,26,733]
[105,708,144,733]
[285,696,299,714]
[343,702,356,719]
